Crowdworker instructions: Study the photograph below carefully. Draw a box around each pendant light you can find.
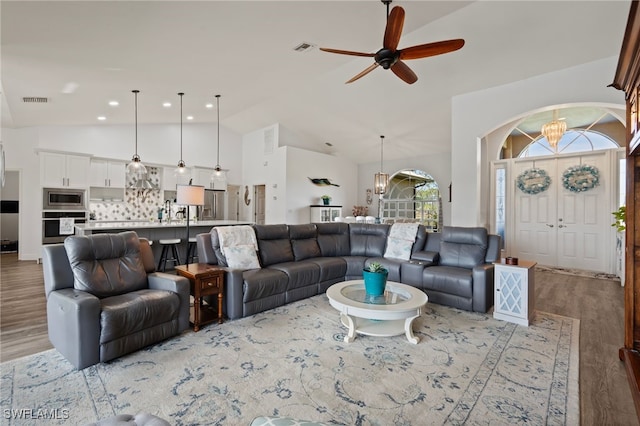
[126,90,148,181]
[374,135,389,195]
[174,92,188,179]
[541,109,567,149]
[210,94,227,189]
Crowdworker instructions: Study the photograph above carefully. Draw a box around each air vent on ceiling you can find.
[293,42,316,53]
[23,97,48,103]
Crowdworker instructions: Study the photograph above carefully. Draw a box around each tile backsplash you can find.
[89,167,166,221]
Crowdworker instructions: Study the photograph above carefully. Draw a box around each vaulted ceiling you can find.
[0,1,630,164]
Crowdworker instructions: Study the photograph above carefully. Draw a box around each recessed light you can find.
[162,102,172,108]
[97,116,106,121]
[108,100,119,107]
[205,103,214,109]
[186,116,194,120]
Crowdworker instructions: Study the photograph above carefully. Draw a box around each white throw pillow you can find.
[383,237,413,261]
[223,244,261,269]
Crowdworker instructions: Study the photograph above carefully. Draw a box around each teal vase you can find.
[362,269,388,296]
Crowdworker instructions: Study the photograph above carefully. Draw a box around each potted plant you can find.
[321,195,331,205]
[612,205,626,232]
[363,262,388,296]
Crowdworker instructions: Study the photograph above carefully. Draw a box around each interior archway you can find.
[381,169,442,231]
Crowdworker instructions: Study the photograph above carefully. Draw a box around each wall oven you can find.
[43,187,86,210]
[42,211,87,244]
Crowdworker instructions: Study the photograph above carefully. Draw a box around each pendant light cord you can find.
[178,92,184,163]
[380,135,384,171]
[133,90,139,156]
[216,94,221,169]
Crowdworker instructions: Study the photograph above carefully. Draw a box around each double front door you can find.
[513,151,611,272]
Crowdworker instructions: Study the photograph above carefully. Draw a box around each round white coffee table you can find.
[326,280,428,344]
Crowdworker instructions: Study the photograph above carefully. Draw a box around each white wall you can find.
[357,151,452,225]
[285,146,357,224]
[3,127,41,260]
[451,57,626,226]
[2,122,243,261]
[242,124,358,225]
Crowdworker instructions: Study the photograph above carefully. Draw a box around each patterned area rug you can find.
[0,295,579,425]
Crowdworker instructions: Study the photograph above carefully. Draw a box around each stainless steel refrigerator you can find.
[201,190,225,220]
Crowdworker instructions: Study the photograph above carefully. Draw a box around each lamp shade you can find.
[176,184,205,206]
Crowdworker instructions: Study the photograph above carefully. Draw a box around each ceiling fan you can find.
[320,0,465,84]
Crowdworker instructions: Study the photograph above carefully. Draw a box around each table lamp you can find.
[176,183,205,264]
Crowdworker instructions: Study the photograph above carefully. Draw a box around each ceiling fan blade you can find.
[346,62,380,84]
[383,6,405,51]
[399,39,465,60]
[319,47,375,58]
[391,60,418,84]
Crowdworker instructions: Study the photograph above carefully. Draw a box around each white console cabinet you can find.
[310,205,342,223]
[493,260,536,326]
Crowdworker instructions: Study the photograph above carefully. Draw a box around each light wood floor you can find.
[0,252,638,425]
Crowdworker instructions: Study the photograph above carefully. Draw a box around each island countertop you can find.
[75,220,253,234]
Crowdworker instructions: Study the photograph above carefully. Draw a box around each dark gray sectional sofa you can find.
[196,223,501,320]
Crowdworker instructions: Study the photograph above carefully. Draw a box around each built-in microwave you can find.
[43,187,86,210]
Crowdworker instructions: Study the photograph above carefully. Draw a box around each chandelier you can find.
[541,110,567,149]
[374,135,389,195]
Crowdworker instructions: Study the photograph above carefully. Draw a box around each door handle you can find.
[546,224,554,227]
[558,224,565,228]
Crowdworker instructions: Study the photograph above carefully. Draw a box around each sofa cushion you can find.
[316,223,350,256]
[438,227,488,269]
[64,231,148,298]
[269,260,320,290]
[242,269,289,301]
[289,224,321,261]
[254,224,295,266]
[99,289,180,343]
[310,257,347,282]
[422,265,473,298]
[349,223,389,257]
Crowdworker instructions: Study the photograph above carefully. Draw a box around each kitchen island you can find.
[75,220,253,267]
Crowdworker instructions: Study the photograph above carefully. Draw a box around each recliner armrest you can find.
[148,272,191,332]
[471,263,495,313]
[411,250,439,263]
[46,288,101,370]
[196,233,219,265]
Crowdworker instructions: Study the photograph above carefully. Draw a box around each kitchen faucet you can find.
[165,199,172,222]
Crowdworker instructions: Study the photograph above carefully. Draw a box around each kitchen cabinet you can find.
[90,159,126,188]
[40,152,90,188]
[192,167,227,190]
[310,205,342,223]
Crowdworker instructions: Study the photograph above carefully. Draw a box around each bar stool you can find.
[186,237,198,264]
[157,239,181,271]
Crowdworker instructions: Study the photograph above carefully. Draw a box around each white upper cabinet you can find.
[90,159,126,188]
[40,152,90,188]
[192,167,227,190]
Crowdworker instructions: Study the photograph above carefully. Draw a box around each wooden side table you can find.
[175,263,225,331]
[493,259,537,326]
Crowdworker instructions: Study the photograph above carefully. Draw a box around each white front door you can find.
[513,151,611,272]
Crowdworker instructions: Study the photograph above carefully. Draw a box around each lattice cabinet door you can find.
[493,260,537,326]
